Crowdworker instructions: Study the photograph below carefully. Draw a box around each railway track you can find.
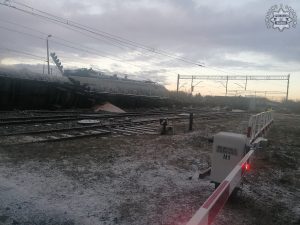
[0,110,248,145]
[0,118,162,145]
[0,110,245,125]
[0,111,175,125]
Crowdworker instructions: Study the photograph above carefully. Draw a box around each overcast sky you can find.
[0,0,299,100]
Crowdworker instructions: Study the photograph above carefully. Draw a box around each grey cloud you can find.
[132,69,169,84]
[0,0,299,77]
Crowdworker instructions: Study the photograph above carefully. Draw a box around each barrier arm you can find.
[187,110,274,225]
[186,149,254,225]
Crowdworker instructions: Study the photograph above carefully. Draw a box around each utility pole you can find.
[46,34,52,75]
[176,74,180,93]
[245,76,248,91]
[286,74,290,101]
[191,75,194,94]
[225,75,229,96]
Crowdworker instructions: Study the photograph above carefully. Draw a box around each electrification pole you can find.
[225,75,229,96]
[176,74,180,93]
[191,75,194,94]
[176,74,289,99]
[46,34,52,75]
[286,74,290,101]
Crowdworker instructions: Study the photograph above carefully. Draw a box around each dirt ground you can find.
[0,113,299,225]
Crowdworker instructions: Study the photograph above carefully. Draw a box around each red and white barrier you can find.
[186,150,254,225]
[186,110,274,225]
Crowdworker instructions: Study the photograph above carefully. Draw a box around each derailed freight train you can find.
[64,68,168,97]
[0,67,168,110]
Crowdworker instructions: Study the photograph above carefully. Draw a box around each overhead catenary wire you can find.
[0,1,200,72]
[0,46,46,61]
[1,0,204,67]
[13,0,201,64]
[0,0,245,76]
[0,18,47,35]
[0,25,144,69]
[0,25,45,40]
[0,25,175,77]
[0,21,195,76]
[50,39,140,68]
[0,18,131,53]
[0,18,196,75]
